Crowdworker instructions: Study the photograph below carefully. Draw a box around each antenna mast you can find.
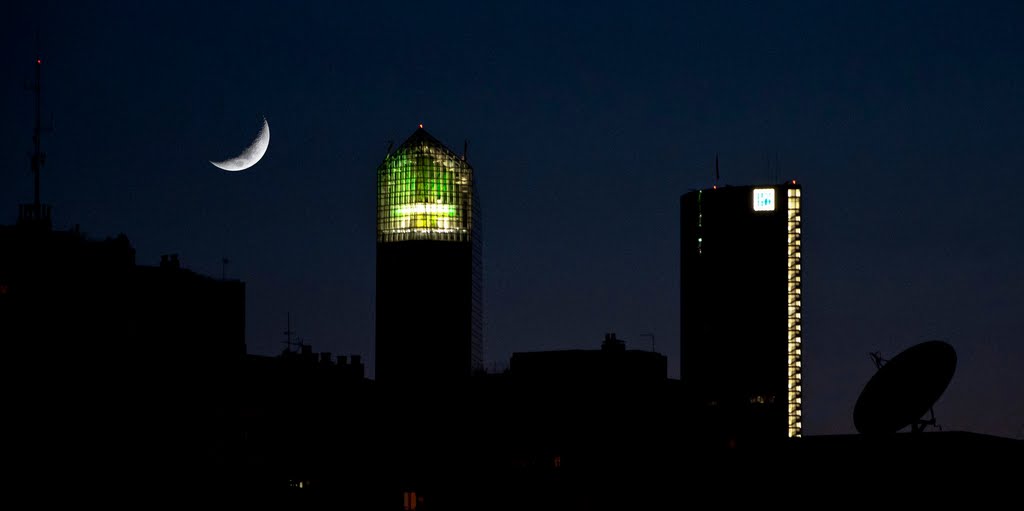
[775,152,781,184]
[32,40,44,210]
[20,32,52,229]
[714,153,719,187]
[282,312,297,353]
[18,32,52,230]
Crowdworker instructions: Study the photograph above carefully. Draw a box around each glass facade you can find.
[375,127,483,380]
[377,129,474,243]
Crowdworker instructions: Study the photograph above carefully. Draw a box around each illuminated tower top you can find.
[377,126,475,243]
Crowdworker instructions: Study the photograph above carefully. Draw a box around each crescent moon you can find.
[210,117,270,171]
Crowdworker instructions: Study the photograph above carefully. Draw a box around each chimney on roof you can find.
[602,332,625,352]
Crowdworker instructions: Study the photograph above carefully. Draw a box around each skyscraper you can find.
[680,181,802,443]
[375,126,482,384]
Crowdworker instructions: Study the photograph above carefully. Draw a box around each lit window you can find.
[403,491,418,510]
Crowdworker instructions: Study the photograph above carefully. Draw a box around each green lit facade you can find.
[375,127,482,383]
[377,130,474,243]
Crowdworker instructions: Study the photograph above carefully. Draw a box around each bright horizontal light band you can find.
[395,203,456,216]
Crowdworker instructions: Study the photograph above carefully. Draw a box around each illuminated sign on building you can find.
[753,188,775,211]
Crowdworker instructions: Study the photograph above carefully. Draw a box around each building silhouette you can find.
[375,126,482,384]
[1,202,248,487]
[510,333,667,385]
[680,181,802,445]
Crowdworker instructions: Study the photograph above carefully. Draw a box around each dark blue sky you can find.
[3,1,1021,438]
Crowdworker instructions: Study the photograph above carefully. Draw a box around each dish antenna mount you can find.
[853,340,957,435]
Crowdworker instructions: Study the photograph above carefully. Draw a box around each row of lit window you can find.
[380,172,467,189]
[378,221,469,233]
[379,231,469,242]
[385,161,460,173]
[378,206,471,222]
[378,188,467,203]
[386,144,463,164]
[380,218,462,229]
[379,185,465,197]
[378,174,466,188]
[786,189,802,438]
[381,160,465,173]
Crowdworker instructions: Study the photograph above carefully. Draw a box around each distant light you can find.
[419,123,423,129]
[712,185,717,190]
[792,179,797,184]
[36,59,41,64]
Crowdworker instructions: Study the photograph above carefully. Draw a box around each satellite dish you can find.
[853,340,957,434]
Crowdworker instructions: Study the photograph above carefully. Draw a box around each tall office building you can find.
[375,126,482,384]
[680,181,802,443]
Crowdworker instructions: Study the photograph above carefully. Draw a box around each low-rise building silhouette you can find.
[510,333,667,385]
[1,209,247,491]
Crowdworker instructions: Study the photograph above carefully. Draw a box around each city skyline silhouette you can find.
[2,0,1022,445]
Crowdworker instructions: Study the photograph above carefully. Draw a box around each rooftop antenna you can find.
[385,140,394,155]
[714,153,720,187]
[31,32,44,211]
[868,351,887,369]
[463,139,469,161]
[21,31,53,228]
[765,151,771,184]
[775,152,781,184]
[282,312,297,353]
[221,257,230,280]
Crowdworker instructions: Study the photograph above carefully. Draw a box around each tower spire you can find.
[32,34,44,210]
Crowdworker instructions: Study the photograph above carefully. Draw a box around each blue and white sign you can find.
[753,188,775,211]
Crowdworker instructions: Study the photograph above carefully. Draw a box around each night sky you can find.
[2,1,1021,439]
